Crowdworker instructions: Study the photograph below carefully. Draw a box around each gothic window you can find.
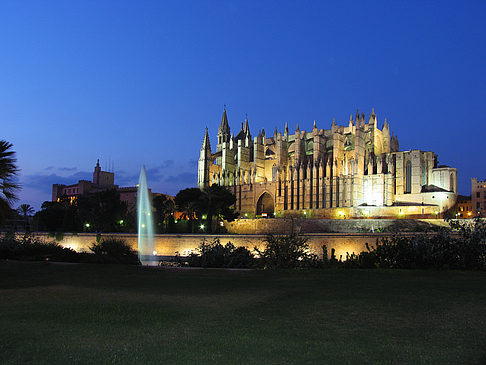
[421,160,426,186]
[405,160,412,194]
[450,173,454,192]
[272,165,277,182]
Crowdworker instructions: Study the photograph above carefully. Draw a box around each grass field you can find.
[1,261,485,364]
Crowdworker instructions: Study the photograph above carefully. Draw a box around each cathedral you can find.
[198,109,457,218]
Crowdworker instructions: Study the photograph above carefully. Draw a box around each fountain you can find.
[137,165,157,266]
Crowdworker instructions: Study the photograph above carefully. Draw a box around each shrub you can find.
[344,218,486,270]
[89,237,139,265]
[0,233,78,262]
[256,234,319,269]
[188,238,255,268]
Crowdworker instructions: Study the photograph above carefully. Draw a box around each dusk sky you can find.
[1,1,485,210]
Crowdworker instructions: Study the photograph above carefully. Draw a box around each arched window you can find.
[405,160,412,194]
[450,173,454,192]
[272,165,277,182]
[421,160,427,186]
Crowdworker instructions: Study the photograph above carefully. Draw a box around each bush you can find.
[188,238,255,268]
[89,237,139,265]
[256,234,320,269]
[0,233,78,262]
[344,218,486,270]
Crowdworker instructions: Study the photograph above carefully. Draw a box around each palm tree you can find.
[17,204,34,218]
[17,204,34,231]
[0,140,20,224]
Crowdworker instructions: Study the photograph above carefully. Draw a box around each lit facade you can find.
[456,195,473,218]
[198,109,458,218]
[52,161,144,210]
[472,178,486,217]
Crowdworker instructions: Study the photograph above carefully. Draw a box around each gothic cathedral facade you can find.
[198,109,457,218]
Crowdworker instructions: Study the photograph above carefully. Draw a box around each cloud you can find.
[21,171,92,191]
[164,172,196,184]
[58,167,77,172]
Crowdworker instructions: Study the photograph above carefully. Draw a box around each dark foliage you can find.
[343,218,486,270]
[152,194,175,233]
[0,233,78,262]
[89,237,139,265]
[34,190,134,233]
[256,234,320,269]
[188,238,254,268]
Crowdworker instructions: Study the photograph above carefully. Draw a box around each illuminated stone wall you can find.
[29,226,465,261]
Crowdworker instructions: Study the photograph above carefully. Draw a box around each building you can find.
[198,108,458,218]
[52,160,146,211]
[455,195,473,218]
[472,178,486,217]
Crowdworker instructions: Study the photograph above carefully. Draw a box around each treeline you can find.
[27,185,237,234]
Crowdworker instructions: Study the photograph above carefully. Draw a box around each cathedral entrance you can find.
[256,192,274,216]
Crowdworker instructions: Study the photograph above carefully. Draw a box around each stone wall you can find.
[27,231,449,261]
[224,218,454,234]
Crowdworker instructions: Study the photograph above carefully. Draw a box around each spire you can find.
[261,128,266,138]
[219,108,230,135]
[96,159,100,168]
[333,118,336,127]
[296,123,300,132]
[313,120,317,130]
[356,109,360,122]
[383,117,389,130]
[201,127,211,151]
[274,127,278,138]
[243,116,250,136]
[284,122,289,136]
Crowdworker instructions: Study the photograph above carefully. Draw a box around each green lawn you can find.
[1,261,485,364]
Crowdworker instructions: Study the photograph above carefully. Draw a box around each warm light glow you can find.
[174,219,178,223]
[153,250,157,255]
[303,210,307,215]
[244,213,248,217]
[338,211,344,217]
[202,214,207,219]
[200,224,205,230]
[85,223,90,228]
[119,220,124,224]
[142,223,146,228]
[363,210,369,216]
[398,210,404,216]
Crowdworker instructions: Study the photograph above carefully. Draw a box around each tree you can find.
[17,204,34,218]
[0,140,20,225]
[175,188,203,233]
[152,194,175,233]
[17,204,35,231]
[199,185,238,233]
[77,189,129,232]
[34,200,78,232]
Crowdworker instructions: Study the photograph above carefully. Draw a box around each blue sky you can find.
[1,1,485,210]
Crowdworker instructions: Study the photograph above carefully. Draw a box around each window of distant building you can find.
[405,161,412,194]
[477,192,481,198]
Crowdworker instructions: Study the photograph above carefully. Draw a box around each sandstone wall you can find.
[26,231,444,261]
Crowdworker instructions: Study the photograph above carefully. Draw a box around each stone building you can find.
[471,178,486,217]
[52,160,152,211]
[198,109,457,218]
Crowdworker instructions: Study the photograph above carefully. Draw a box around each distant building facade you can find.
[198,109,457,218]
[472,178,486,217]
[52,160,146,211]
[456,195,473,218]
